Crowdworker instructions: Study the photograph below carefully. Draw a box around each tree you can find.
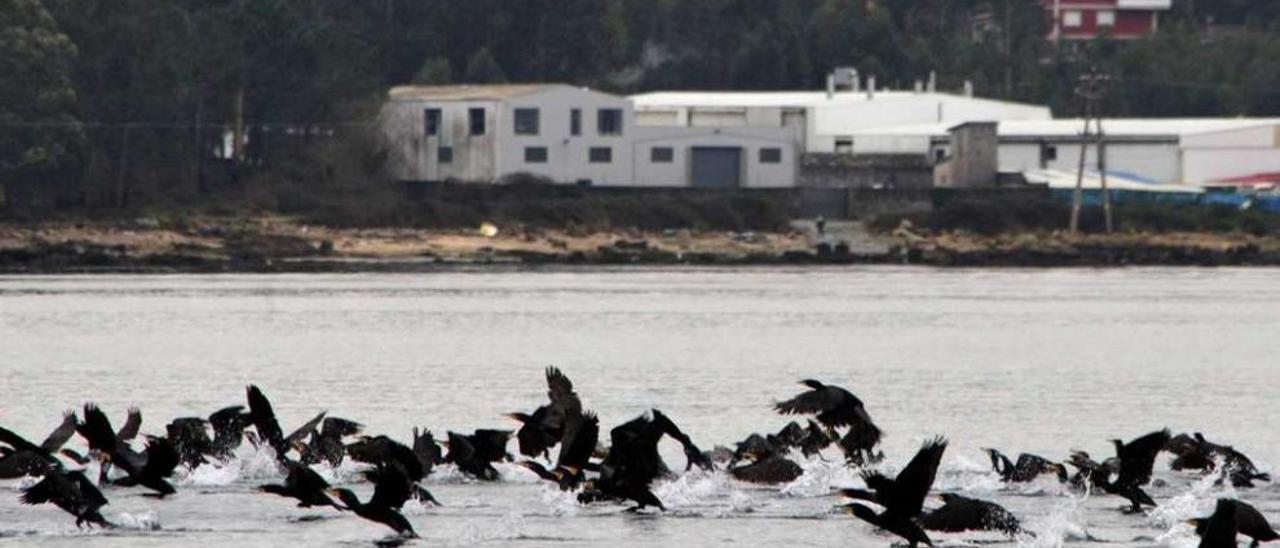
[412,56,453,85]
[0,0,83,210]
[464,47,507,83]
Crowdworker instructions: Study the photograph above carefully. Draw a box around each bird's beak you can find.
[504,413,523,422]
[324,489,341,498]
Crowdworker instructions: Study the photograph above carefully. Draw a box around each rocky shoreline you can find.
[1,220,1277,273]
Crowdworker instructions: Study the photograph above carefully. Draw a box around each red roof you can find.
[1213,172,1280,185]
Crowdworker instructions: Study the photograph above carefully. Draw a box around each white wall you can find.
[629,127,797,187]
[1183,149,1280,184]
[494,87,636,186]
[380,99,500,182]
[1182,124,1279,148]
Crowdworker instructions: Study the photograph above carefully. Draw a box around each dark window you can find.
[438,146,453,163]
[570,109,582,136]
[525,147,548,163]
[424,108,442,136]
[935,149,947,162]
[651,147,674,163]
[1044,145,1058,162]
[835,137,853,154]
[589,147,612,163]
[759,148,782,164]
[469,108,486,136]
[598,109,623,136]
[514,108,539,135]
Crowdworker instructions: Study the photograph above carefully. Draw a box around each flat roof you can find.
[388,84,563,102]
[850,119,1280,139]
[630,90,1047,111]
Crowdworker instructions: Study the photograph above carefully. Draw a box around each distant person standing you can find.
[816,215,826,236]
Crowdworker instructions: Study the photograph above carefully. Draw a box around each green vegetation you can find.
[2,0,1280,220]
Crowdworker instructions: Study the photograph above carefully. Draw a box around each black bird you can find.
[1196,498,1241,548]
[1189,499,1278,548]
[508,366,583,459]
[775,380,882,465]
[208,405,252,458]
[301,417,363,467]
[985,449,1068,483]
[1100,429,1171,512]
[347,434,437,504]
[919,493,1023,536]
[245,385,327,463]
[411,427,443,477]
[725,433,802,485]
[0,420,68,479]
[580,409,712,511]
[445,429,513,481]
[77,405,180,497]
[115,407,143,442]
[327,464,418,538]
[521,411,600,490]
[20,468,112,528]
[258,461,341,509]
[1165,433,1217,472]
[840,436,947,548]
[1065,450,1117,490]
[166,417,214,469]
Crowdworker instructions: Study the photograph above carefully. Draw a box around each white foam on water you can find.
[781,455,865,498]
[1018,492,1092,548]
[652,468,726,508]
[115,511,162,531]
[460,509,527,542]
[537,484,582,517]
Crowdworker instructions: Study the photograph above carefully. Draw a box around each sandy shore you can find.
[1,218,1277,273]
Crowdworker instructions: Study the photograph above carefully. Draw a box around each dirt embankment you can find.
[1,218,1278,273]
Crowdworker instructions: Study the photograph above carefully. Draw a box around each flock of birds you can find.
[1,367,1276,547]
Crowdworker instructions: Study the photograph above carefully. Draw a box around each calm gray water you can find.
[0,267,1276,547]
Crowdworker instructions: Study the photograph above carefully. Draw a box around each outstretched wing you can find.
[368,464,413,509]
[76,404,118,453]
[558,412,599,470]
[116,408,142,441]
[40,412,79,454]
[284,412,328,448]
[893,436,948,517]
[246,385,284,451]
[1118,429,1170,487]
[141,437,180,478]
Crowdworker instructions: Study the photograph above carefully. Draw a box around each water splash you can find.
[115,511,162,531]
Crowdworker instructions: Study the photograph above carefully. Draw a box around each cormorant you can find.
[919,493,1023,536]
[1165,433,1216,472]
[840,437,947,547]
[0,418,70,478]
[346,434,437,505]
[1100,429,1171,512]
[327,464,418,538]
[208,405,252,458]
[245,385,327,463]
[775,380,881,465]
[508,366,583,459]
[77,404,180,497]
[300,417,363,467]
[1065,450,1116,490]
[1189,499,1278,548]
[445,429,513,481]
[411,427,443,478]
[1165,433,1270,487]
[985,449,1068,483]
[521,411,599,490]
[166,417,214,469]
[258,460,341,509]
[1197,498,1241,548]
[580,409,712,511]
[20,468,112,528]
[725,433,802,485]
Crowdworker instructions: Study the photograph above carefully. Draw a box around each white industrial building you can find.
[381,84,797,188]
[380,78,1280,190]
[845,118,1280,185]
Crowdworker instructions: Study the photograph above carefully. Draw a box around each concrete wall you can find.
[999,141,1181,182]
[936,123,998,188]
[381,99,500,182]
[629,127,798,187]
[799,153,934,189]
[496,87,636,186]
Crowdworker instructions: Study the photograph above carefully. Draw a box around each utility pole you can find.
[1069,66,1111,234]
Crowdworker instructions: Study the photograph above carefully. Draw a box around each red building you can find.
[1042,0,1172,40]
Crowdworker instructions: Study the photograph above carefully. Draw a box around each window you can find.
[424,108,442,136]
[1062,10,1082,27]
[469,108,486,135]
[438,146,453,163]
[935,149,947,162]
[589,147,612,163]
[1096,10,1115,27]
[759,148,782,164]
[597,108,623,136]
[1044,145,1058,162]
[524,147,548,163]
[514,108,540,135]
[651,147,674,163]
[835,137,853,154]
[570,109,582,136]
